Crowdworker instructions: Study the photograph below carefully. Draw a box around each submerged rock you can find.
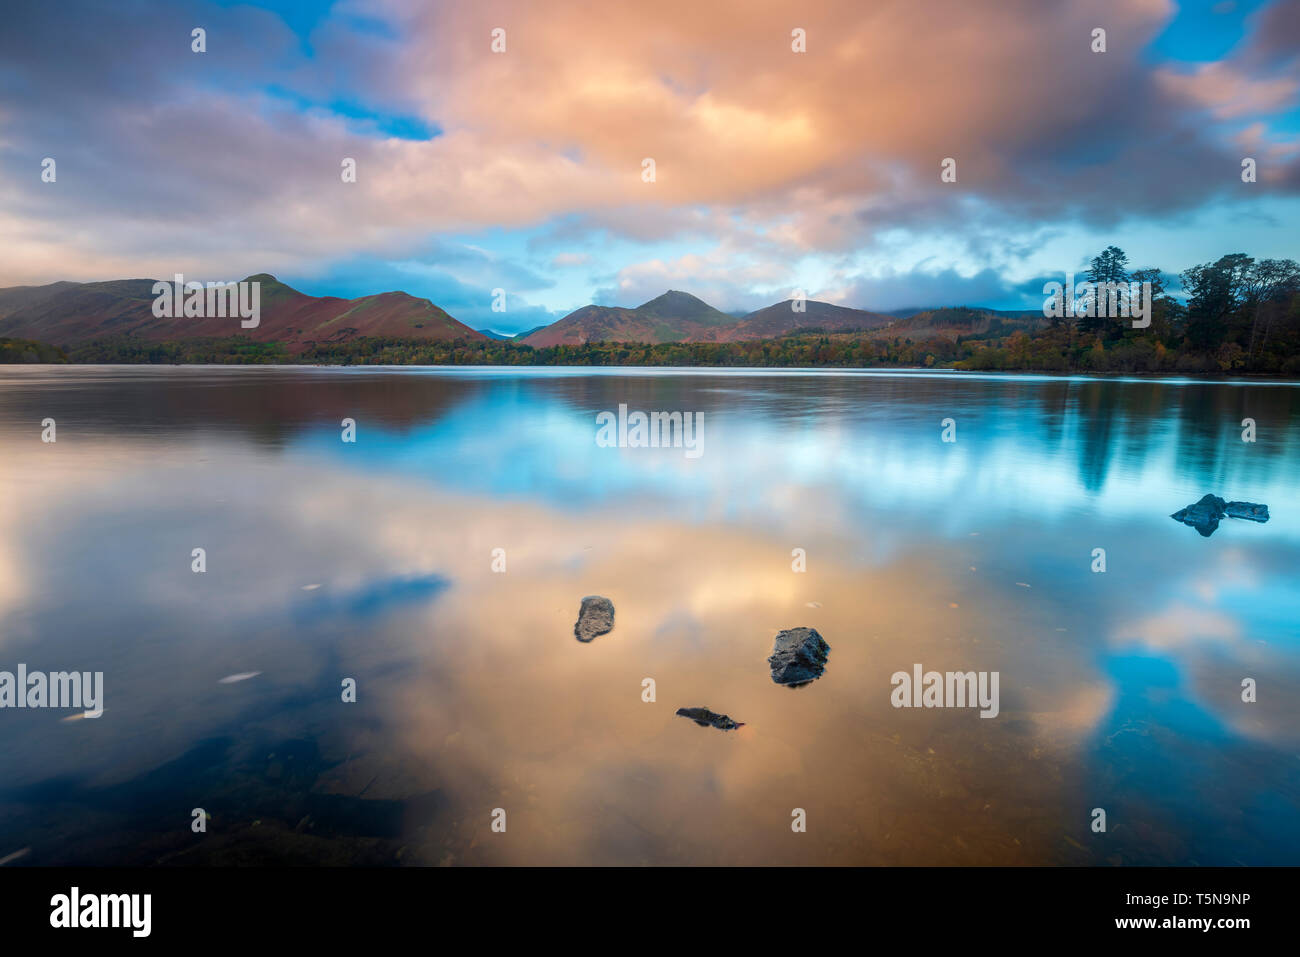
[1171,494,1226,536]
[767,627,831,686]
[1224,501,1270,522]
[675,707,744,731]
[574,595,615,642]
[1171,494,1269,537]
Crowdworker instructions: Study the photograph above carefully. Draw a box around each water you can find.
[0,365,1297,866]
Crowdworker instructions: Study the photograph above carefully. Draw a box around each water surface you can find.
[0,366,1297,865]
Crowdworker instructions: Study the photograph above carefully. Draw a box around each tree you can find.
[1243,258,1300,358]
[1082,246,1130,336]
[1129,266,1165,298]
[1180,253,1253,352]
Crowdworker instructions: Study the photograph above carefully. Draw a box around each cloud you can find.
[283,253,560,333]
[1157,62,1299,119]
[1,0,1297,306]
[591,243,800,311]
[827,267,1037,313]
[1239,0,1300,69]
[550,252,590,268]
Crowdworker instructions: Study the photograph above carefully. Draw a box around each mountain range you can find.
[0,275,1030,348]
[0,275,482,346]
[515,291,896,346]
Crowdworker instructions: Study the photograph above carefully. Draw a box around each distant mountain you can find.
[520,293,892,346]
[636,290,734,327]
[520,290,736,346]
[722,300,894,340]
[0,275,485,346]
[514,324,553,340]
[479,325,556,340]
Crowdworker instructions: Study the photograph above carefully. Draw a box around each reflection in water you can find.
[0,366,1297,866]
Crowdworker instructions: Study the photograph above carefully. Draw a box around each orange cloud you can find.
[3,0,1297,287]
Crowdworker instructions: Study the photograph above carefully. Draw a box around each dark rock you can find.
[1171,494,1226,536]
[1224,501,1269,522]
[767,627,831,685]
[1171,494,1269,537]
[574,596,615,642]
[675,707,743,731]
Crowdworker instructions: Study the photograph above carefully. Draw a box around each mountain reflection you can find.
[0,367,1296,865]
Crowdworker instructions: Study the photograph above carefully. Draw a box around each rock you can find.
[1171,494,1226,535]
[1171,494,1269,537]
[574,596,615,642]
[767,626,831,686]
[1224,501,1269,522]
[675,707,743,731]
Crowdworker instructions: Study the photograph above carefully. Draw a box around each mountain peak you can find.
[635,289,731,325]
[638,289,707,309]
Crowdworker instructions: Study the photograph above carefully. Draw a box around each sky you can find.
[1,0,1298,333]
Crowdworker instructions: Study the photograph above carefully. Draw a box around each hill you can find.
[0,275,485,347]
[869,306,1047,341]
[722,300,893,340]
[521,293,893,346]
[520,290,735,346]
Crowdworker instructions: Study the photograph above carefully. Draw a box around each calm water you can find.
[0,366,1297,866]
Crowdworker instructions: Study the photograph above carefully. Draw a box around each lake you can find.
[0,366,1297,866]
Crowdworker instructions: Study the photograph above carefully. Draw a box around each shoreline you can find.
[6,362,1300,385]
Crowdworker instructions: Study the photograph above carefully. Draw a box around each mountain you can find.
[1,275,1047,351]
[720,300,893,340]
[478,324,554,340]
[514,324,553,340]
[520,292,891,346]
[520,290,734,346]
[0,275,485,347]
[635,290,734,327]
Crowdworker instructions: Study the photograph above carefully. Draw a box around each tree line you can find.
[985,246,1300,374]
